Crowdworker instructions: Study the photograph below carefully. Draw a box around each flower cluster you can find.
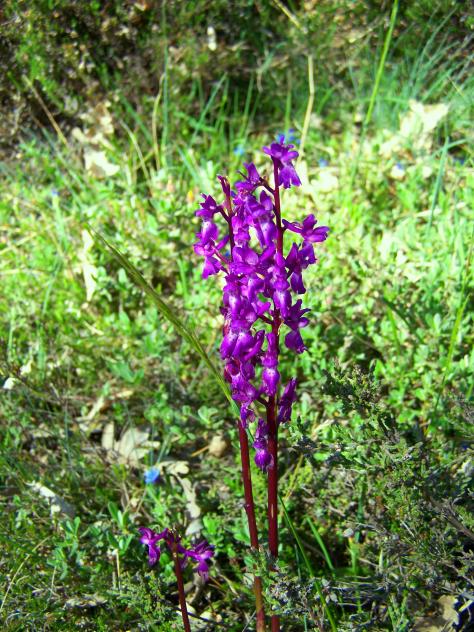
[138,527,214,581]
[194,136,329,471]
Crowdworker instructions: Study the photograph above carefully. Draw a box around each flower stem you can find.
[238,421,266,631]
[267,395,280,632]
[172,544,191,632]
[267,159,283,632]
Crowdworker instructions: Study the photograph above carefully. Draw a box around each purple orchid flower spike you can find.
[193,137,329,632]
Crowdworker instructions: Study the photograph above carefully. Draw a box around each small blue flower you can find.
[233,146,245,156]
[395,162,405,171]
[51,189,59,197]
[286,128,298,143]
[144,467,160,484]
[318,158,329,168]
[276,129,299,145]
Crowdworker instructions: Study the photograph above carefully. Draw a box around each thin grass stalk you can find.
[364,0,399,128]
[299,55,315,159]
[350,0,398,186]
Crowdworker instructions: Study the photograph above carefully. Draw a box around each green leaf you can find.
[87,227,239,417]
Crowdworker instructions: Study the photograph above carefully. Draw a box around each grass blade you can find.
[88,227,238,415]
[364,0,399,127]
[280,497,338,631]
[305,517,335,574]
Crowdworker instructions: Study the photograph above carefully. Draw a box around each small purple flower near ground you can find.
[185,540,215,581]
[138,527,215,580]
[138,527,166,566]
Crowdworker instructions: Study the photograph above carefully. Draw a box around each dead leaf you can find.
[101,421,115,450]
[83,149,120,178]
[400,101,449,145]
[29,481,76,519]
[65,594,107,609]
[160,461,202,536]
[208,434,229,458]
[389,163,406,180]
[160,460,190,476]
[413,596,459,631]
[19,359,33,376]
[310,169,339,194]
[79,229,98,301]
[114,427,153,464]
[380,100,449,157]
[2,377,17,390]
[177,476,202,537]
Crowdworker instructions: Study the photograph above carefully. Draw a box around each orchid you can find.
[138,526,214,579]
[194,136,328,470]
[138,527,215,632]
[194,135,329,631]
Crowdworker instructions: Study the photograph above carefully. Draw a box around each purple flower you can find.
[285,242,316,294]
[263,139,301,189]
[138,527,167,566]
[139,528,214,583]
[194,235,229,279]
[270,253,291,318]
[231,245,259,275]
[247,192,277,247]
[253,418,273,472]
[284,300,310,354]
[193,138,329,467]
[283,214,329,243]
[262,333,280,396]
[217,175,231,198]
[284,300,310,329]
[263,140,299,164]
[285,329,306,354]
[279,163,301,189]
[195,194,222,220]
[185,540,215,581]
[235,162,261,194]
[240,404,255,428]
[278,379,297,424]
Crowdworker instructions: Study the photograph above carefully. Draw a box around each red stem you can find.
[227,197,266,631]
[172,544,191,632]
[267,159,284,632]
[238,422,266,631]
